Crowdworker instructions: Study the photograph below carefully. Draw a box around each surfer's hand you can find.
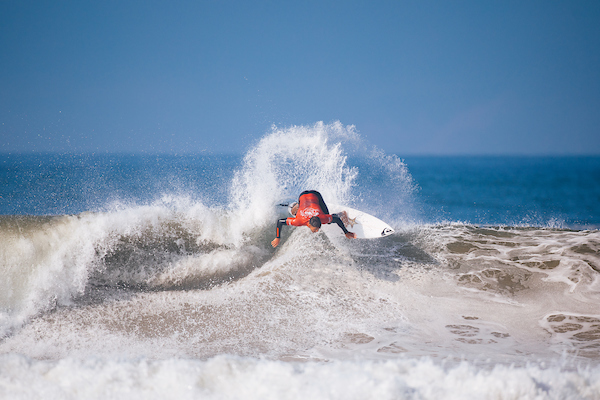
[346,232,356,239]
[271,238,280,248]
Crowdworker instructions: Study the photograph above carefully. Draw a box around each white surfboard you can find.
[325,204,394,239]
[280,201,394,239]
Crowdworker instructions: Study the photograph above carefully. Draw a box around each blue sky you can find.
[1,0,599,155]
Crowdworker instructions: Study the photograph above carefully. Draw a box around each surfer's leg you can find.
[313,191,329,214]
[298,190,311,200]
[336,210,348,225]
[331,215,349,234]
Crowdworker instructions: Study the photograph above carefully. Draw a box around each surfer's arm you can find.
[272,218,288,248]
[276,218,287,238]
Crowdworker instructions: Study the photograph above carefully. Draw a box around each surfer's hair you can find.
[309,216,322,228]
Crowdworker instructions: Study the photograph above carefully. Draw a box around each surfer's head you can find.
[308,216,321,232]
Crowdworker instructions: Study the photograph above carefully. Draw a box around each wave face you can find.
[1,122,599,398]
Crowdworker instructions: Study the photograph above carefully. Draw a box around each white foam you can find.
[229,122,361,233]
[0,214,108,335]
[1,354,598,400]
[0,201,246,336]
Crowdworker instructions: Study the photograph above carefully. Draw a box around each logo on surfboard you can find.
[381,227,394,237]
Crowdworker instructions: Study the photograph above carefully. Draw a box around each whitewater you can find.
[1,122,599,399]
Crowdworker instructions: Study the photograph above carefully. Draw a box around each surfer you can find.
[271,190,356,248]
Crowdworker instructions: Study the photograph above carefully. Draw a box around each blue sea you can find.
[1,122,599,399]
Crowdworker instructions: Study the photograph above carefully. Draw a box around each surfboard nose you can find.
[381,227,394,237]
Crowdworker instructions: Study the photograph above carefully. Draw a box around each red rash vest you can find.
[286,193,333,226]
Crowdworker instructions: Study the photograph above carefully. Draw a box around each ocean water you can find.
[1,122,599,399]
